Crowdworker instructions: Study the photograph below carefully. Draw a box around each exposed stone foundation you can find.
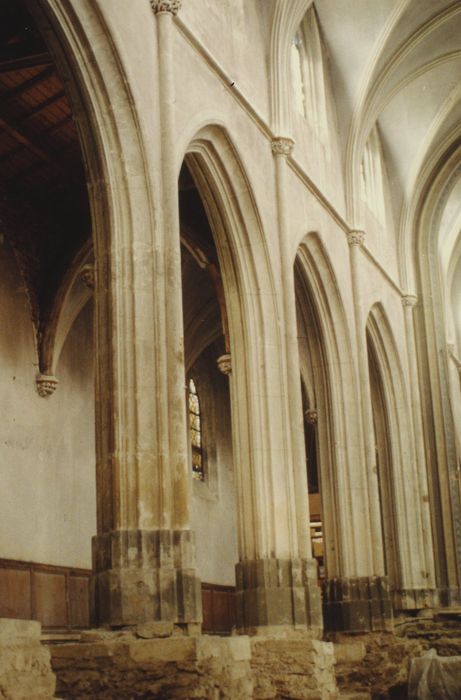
[251,636,337,699]
[49,629,337,699]
[0,618,57,700]
[332,632,425,698]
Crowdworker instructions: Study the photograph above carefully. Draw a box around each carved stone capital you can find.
[217,353,232,375]
[150,0,182,15]
[402,294,417,308]
[305,408,318,425]
[36,373,58,398]
[347,230,365,247]
[271,137,294,157]
[80,264,94,291]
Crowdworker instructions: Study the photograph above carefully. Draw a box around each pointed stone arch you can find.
[269,0,312,134]
[295,231,358,579]
[181,125,322,631]
[366,302,435,607]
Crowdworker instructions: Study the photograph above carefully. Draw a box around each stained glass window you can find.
[188,378,204,480]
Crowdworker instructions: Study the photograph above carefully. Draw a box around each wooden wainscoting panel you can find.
[33,570,68,628]
[69,574,90,628]
[0,565,31,619]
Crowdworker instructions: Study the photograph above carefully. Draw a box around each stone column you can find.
[232,138,321,635]
[91,0,201,629]
[323,231,391,632]
[395,294,437,609]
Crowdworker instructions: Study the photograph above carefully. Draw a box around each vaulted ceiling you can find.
[313,0,461,224]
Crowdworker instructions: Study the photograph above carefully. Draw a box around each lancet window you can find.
[188,377,204,480]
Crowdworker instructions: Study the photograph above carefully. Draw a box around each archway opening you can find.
[179,160,238,635]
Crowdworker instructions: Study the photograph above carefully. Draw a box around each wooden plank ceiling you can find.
[0,0,90,331]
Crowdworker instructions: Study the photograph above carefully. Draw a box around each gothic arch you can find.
[366,302,434,599]
[295,231,358,577]
[269,0,312,134]
[181,124,297,563]
[411,142,461,591]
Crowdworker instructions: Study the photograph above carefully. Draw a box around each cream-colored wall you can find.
[0,241,95,569]
[189,363,238,586]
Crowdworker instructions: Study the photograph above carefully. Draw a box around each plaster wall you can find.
[190,367,238,586]
[0,241,95,569]
[179,0,272,122]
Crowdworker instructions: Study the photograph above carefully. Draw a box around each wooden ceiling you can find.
[0,0,90,330]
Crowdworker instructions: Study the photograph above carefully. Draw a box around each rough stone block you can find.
[0,618,57,699]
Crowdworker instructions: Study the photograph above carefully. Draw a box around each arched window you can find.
[290,7,330,148]
[188,378,205,480]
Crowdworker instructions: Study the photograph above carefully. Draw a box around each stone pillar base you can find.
[438,586,461,607]
[322,576,392,632]
[91,529,202,627]
[0,618,57,699]
[235,557,322,635]
[393,588,438,611]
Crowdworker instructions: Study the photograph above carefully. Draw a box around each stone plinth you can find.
[322,576,392,632]
[91,529,202,627]
[236,557,322,634]
[251,636,337,699]
[0,618,57,699]
[51,632,252,699]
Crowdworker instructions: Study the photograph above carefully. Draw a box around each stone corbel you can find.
[217,353,232,375]
[36,373,58,398]
[79,264,94,291]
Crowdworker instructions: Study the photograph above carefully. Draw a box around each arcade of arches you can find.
[0,1,461,698]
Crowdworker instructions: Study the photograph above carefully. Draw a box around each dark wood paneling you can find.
[201,583,236,635]
[0,558,90,630]
[34,571,67,628]
[0,566,31,619]
[69,576,90,628]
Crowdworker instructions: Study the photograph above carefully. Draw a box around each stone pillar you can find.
[322,231,391,632]
[397,294,437,609]
[232,138,322,635]
[91,0,201,628]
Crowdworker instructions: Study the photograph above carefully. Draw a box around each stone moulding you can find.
[36,373,59,398]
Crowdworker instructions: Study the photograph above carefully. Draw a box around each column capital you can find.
[271,137,294,157]
[347,230,365,247]
[36,373,58,398]
[402,293,418,308]
[150,0,182,15]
